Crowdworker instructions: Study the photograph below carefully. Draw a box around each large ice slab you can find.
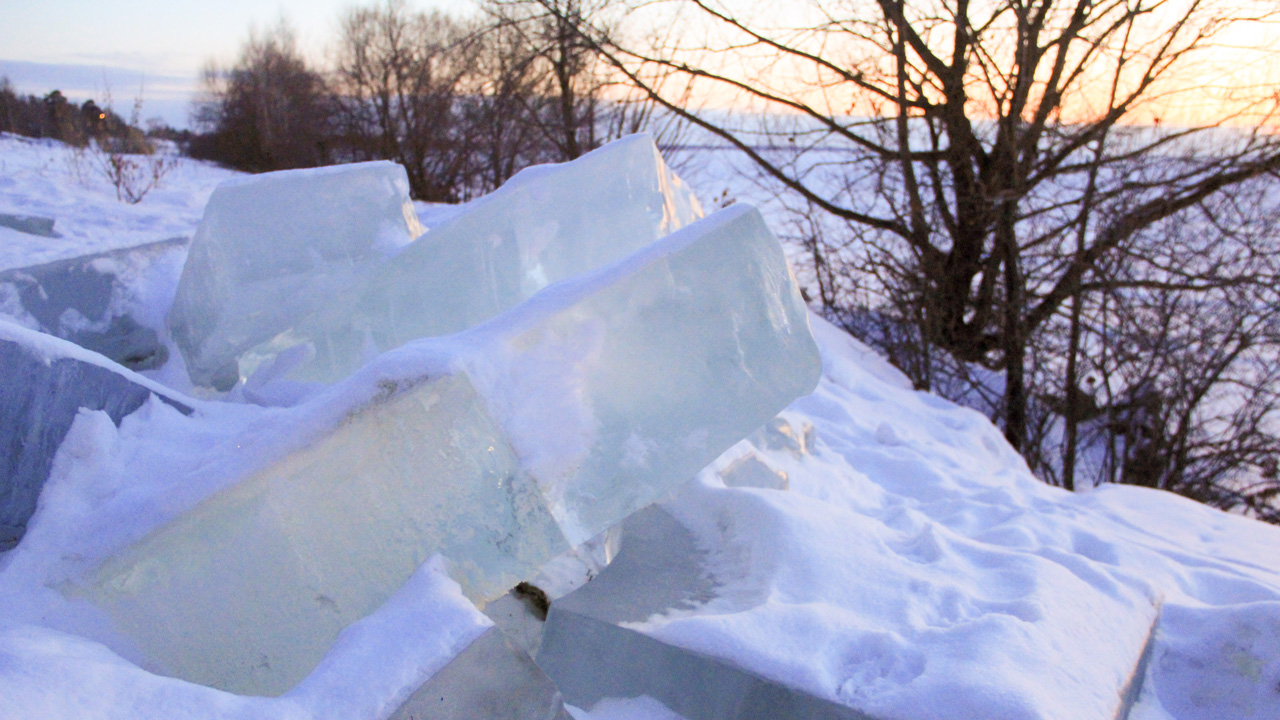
[0,556,568,720]
[76,203,821,695]
[0,237,188,370]
[0,321,191,550]
[244,133,703,384]
[167,161,426,389]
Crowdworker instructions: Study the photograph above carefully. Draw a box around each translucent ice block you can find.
[473,204,819,545]
[253,133,704,383]
[168,161,425,388]
[78,204,820,696]
[82,372,562,696]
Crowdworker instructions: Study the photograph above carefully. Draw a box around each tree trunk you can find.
[1000,200,1026,452]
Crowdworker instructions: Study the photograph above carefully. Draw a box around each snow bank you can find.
[0,133,238,272]
[568,315,1280,720]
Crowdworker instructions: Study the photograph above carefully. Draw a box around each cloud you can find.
[0,58,196,99]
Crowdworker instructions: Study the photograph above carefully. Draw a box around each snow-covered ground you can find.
[0,135,238,271]
[1,133,1278,720]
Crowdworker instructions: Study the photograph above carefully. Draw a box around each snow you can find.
[624,315,1280,720]
[1,132,1279,720]
[0,133,238,272]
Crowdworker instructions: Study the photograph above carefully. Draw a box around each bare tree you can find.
[547,0,1280,517]
[461,14,556,192]
[334,0,479,201]
[1057,179,1280,515]
[192,21,331,172]
[565,0,1280,441]
[483,0,614,160]
[483,0,695,163]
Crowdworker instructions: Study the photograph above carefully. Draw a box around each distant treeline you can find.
[0,77,183,152]
[187,2,665,203]
[0,1,669,205]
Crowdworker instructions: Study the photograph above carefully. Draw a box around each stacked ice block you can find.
[294,134,706,383]
[0,237,188,371]
[83,198,822,695]
[0,321,191,550]
[169,135,704,388]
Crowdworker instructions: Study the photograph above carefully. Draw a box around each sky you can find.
[2,0,1275,131]
[0,0,462,128]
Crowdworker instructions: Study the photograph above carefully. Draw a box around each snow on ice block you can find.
[167,161,425,389]
[0,321,191,550]
[537,506,874,720]
[539,488,1162,720]
[296,556,573,720]
[76,204,821,696]
[251,133,703,383]
[0,237,188,370]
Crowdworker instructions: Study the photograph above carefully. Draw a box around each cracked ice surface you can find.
[168,161,426,388]
[244,134,704,383]
[77,203,820,696]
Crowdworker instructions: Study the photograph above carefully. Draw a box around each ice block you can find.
[0,237,188,370]
[388,627,574,720]
[167,161,425,388]
[536,505,878,720]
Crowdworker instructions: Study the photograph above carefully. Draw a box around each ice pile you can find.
[170,135,703,387]
[12,130,1265,720]
[62,138,820,697]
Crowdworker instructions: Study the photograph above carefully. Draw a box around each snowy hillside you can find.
[1,132,1278,720]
